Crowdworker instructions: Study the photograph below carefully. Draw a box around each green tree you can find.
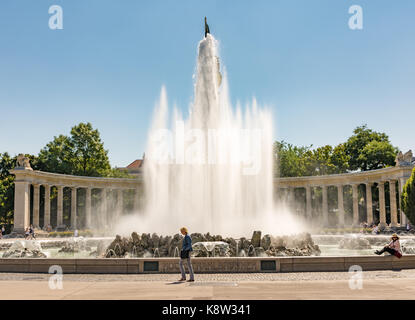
[345,124,398,171]
[0,152,14,179]
[330,143,350,173]
[38,123,111,177]
[309,145,349,176]
[70,123,111,176]
[37,135,73,174]
[274,141,313,177]
[0,153,15,225]
[358,140,398,171]
[402,168,415,225]
[274,141,349,177]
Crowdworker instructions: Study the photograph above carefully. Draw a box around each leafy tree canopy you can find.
[38,122,112,177]
[274,142,349,177]
[275,125,399,177]
[345,124,398,171]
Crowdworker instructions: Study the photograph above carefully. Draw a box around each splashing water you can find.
[115,34,304,237]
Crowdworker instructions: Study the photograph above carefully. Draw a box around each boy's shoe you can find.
[374,250,381,255]
[187,279,195,282]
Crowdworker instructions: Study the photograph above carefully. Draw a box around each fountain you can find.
[2,240,47,258]
[115,27,302,237]
[193,241,230,257]
[247,245,256,257]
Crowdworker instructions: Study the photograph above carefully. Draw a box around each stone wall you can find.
[1,255,415,274]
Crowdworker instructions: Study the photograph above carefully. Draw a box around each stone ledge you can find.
[0,255,413,274]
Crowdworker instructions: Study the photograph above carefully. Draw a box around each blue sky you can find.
[1,0,414,167]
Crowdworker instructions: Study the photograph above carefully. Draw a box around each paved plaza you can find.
[1,270,415,299]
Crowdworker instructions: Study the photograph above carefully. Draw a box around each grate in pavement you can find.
[22,277,45,280]
[188,282,238,287]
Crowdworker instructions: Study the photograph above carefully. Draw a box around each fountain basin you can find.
[0,255,414,274]
[3,234,415,258]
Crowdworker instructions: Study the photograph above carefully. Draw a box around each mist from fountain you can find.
[173,246,180,258]
[115,33,305,238]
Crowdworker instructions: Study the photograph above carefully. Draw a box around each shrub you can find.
[48,231,73,238]
[48,229,94,238]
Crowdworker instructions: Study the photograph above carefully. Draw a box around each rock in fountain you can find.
[265,233,321,257]
[58,237,92,254]
[104,231,320,258]
[338,235,372,250]
[401,239,415,254]
[251,231,262,247]
[193,241,230,257]
[2,240,47,258]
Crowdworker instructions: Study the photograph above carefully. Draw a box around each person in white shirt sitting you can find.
[375,233,402,257]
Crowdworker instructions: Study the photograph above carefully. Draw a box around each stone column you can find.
[85,187,92,228]
[32,184,40,228]
[378,182,387,228]
[116,189,123,221]
[365,183,373,225]
[337,185,345,226]
[102,188,108,228]
[133,188,140,212]
[57,186,64,226]
[44,184,51,228]
[322,185,328,227]
[389,180,398,227]
[305,186,312,219]
[281,187,288,203]
[399,177,408,226]
[13,180,31,233]
[352,184,359,226]
[71,187,77,229]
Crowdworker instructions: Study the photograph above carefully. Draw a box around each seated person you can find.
[375,233,402,258]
